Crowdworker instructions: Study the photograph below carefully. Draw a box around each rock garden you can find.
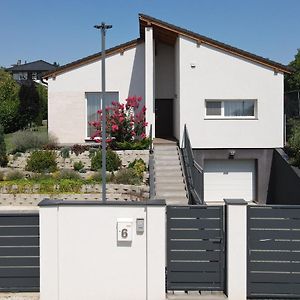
[0,96,151,206]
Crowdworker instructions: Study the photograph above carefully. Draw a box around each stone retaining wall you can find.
[7,150,149,170]
[0,184,149,207]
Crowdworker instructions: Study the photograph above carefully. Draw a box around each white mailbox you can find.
[117,218,133,242]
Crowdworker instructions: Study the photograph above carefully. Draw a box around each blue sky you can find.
[0,0,299,68]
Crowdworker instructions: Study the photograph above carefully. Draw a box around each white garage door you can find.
[204,159,255,202]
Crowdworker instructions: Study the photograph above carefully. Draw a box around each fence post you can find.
[224,199,247,300]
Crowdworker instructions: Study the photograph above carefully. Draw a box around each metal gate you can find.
[167,205,225,291]
[248,205,300,298]
[0,212,39,292]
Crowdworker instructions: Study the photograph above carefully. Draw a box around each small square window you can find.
[206,101,221,116]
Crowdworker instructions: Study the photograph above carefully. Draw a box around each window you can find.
[86,92,119,138]
[205,100,256,118]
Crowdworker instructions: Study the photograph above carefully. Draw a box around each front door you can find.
[155,99,174,138]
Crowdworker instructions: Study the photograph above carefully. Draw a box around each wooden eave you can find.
[139,14,292,74]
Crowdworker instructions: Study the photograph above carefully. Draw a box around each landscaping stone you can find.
[0,184,149,207]
[7,150,149,170]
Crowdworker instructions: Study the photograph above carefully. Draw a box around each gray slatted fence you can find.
[248,205,300,299]
[167,205,225,291]
[0,212,39,292]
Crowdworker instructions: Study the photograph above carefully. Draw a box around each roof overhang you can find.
[44,39,140,79]
[139,14,292,74]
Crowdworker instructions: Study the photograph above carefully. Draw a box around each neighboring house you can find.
[44,14,293,204]
[6,60,57,84]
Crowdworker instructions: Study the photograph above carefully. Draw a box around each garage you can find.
[204,159,256,202]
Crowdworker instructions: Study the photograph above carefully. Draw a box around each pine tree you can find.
[18,83,40,128]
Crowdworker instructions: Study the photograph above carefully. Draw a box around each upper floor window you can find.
[205,100,257,118]
[86,92,119,138]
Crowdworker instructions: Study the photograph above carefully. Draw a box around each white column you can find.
[146,205,166,300]
[40,206,59,300]
[145,26,155,137]
[225,199,247,300]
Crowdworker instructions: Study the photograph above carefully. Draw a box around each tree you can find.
[36,84,48,125]
[0,69,20,133]
[286,119,300,167]
[0,125,8,167]
[285,49,300,92]
[18,83,40,128]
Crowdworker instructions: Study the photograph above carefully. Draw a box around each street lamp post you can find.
[94,22,112,202]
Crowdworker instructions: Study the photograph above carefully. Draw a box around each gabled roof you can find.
[139,14,291,74]
[7,60,56,72]
[44,14,291,79]
[43,39,140,79]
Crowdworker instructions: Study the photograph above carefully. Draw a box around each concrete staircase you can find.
[153,141,189,205]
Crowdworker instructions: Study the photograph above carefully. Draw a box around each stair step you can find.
[154,149,178,155]
[155,160,181,167]
[155,195,189,204]
[154,146,178,151]
[155,177,185,184]
[154,155,180,161]
[156,186,186,194]
[155,169,183,176]
[156,190,187,198]
[154,164,181,173]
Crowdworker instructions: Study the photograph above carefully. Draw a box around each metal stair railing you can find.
[182,125,204,204]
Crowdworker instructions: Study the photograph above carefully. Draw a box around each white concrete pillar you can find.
[225,199,247,300]
[146,205,166,300]
[39,205,59,300]
[145,26,155,137]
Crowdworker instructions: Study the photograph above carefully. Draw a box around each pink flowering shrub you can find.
[89,96,148,144]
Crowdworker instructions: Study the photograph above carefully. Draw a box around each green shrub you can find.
[89,172,102,182]
[58,179,82,193]
[91,150,121,172]
[88,148,97,158]
[6,170,24,181]
[73,161,84,171]
[26,150,57,173]
[42,134,58,150]
[88,172,114,183]
[287,119,300,167]
[0,125,8,167]
[30,173,53,181]
[128,158,146,178]
[60,147,70,159]
[11,130,48,153]
[113,168,141,185]
[55,169,81,180]
[0,171,4,181]
[114,138,151,150]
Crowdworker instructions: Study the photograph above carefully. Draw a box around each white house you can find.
[44,14,291,204]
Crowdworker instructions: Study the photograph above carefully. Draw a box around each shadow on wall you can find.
[128,43,145,108]
[267,149,300,205]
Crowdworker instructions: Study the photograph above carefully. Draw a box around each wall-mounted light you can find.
[228,150,235,159]
[190,63,196,69]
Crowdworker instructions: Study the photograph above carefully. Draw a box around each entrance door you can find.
[155,99,173,138]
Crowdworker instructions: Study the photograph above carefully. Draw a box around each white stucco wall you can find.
[145,27,155,137]
[48,43,145,144]
[178,35,284,149]
[40,202,166,300]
